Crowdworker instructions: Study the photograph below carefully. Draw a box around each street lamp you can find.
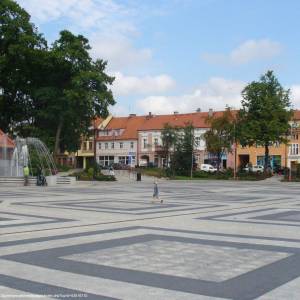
[233,122,237,180]
[191,128,195,179]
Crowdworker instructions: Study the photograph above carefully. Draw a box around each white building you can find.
[96,115,147,167]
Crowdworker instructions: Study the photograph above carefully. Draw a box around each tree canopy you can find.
[238,70,292,170]
[0,0,46,132]
[203,108,235,171]
[0,0,115,157]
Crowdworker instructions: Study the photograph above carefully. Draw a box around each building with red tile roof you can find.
[0,130,15,148]
[94,111,226,168]
[137,111,218,167]
[96,115,148,167]
[0,130,15,163]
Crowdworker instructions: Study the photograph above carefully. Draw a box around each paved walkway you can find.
[0,180,300,299]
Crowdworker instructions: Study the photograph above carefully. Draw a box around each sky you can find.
[17,0,300,116]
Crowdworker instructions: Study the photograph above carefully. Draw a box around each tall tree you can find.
[203,108,235,171]
[171,123,195,176]
[161,123,178,168]
[238,71,292,171]
[32,30,115,157]
[0,0,46,132]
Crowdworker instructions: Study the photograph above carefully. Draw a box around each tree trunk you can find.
[264,143,269,173]
[54,119,63,162]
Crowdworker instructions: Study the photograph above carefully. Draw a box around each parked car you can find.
[243,164,264,173]
[200,164,217,173]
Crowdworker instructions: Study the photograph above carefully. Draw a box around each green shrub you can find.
[193,171,210,178]
[87,167,94,179]
[193,170,232,180]
[139,167,167,178]
[237,171,271,181]
[94,174,116,181]
[69,169,116,181]
[56,164,72,172]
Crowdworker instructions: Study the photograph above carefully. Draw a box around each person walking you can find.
[23,165,29,186]
[109,166,115,176]
[152,180,163,203]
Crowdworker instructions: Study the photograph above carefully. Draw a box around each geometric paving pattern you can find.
[1,179,300,299]
[13,199,223,215]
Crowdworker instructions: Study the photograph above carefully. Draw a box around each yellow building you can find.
[76,115,112,169]
[237,110,300,171]
[237,143,287,171]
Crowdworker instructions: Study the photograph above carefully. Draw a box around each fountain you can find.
[0,132,60,184]
[9,137,57,177]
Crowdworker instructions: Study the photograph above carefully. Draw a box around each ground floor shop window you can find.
[118,156,136,165]
[99,156,114,166]
[257,155,281,169]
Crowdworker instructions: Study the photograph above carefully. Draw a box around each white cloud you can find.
[111,72,175,96]
[290,85,300,108]
[18,0,132,30]
[136,77,245,114]
[231,39,282,64]
[18,0,149,71]
[202,39,282,65]
[90,36,152,71]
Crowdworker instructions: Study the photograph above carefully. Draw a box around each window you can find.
[89,141,93,150]
[274,141,280,148]
[290,144,299,155]
[292,134,299,140]
[130,141,134,149]
[99,156,114,166]
[118,156,131,165]
[143,138,147,149]
[118,156,126,164]
[111,142,114,149]
[120,142,123,149]
[154,138,158,146]
[98,143,101,150]
[83,142,87,150]
[105,143,108,150]
[98,130,109,136]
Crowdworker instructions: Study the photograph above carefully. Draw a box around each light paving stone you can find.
[0,180,300,299]
[64,240,290,282]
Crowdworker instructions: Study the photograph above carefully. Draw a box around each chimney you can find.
[147,112,153,119]
[196,108,201,113]
[208,108,213,117]
[174,111,179,115]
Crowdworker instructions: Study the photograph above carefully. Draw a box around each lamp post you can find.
[233,122,237,180]
[190,128,195,179]
[93,118,97,179]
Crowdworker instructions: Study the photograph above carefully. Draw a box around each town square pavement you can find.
[0,177,300,299]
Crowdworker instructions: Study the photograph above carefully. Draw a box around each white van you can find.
[200,164,217,173]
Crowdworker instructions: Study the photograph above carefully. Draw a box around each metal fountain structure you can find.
[0,134,57,178]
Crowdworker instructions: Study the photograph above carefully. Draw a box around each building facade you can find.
[236,110,300,171]
[96,115,147,167]
[59,109,300,171]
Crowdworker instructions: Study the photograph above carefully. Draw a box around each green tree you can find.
[171,123,195,177]
[0,2,115,157]
[34,31,115,158]
[161,123,178,168]
[0,0,46,132]
[238,71,292,171]
[203,108,235,171]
